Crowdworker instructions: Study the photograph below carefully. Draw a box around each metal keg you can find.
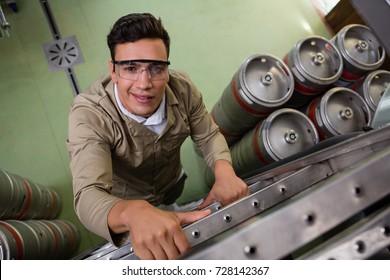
[332,24,386,87]
[212,54,294,146]
[39,220,81,259]
[230,108,319,177]
[0,219,80,260]
[0,220,46,260]
[0,169,62,220]
[305,87,371,140]
[24,179,62,220]
[354,70,390,117]
[0,169,25,219]
[284,36,343,108]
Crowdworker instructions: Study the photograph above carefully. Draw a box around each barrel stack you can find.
[0,169,80,260]
[203,23,387,187]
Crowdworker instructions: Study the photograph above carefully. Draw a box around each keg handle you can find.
[312,53,325,66]
[261,72,274,86]
[355,40,368,53]
[339,107,354,120]
[285,130,299,144]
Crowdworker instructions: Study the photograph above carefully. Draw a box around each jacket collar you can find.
[100,72,179,137]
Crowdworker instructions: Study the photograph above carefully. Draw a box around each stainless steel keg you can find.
[305,87,371,140]
[212,54,294,146]
[230,108,319,176]
[354,70,390,118]
[0,169,62,220]
[284,36,343,108]
[332,24,386,87]
[0,219,80,260]
[0,170,24,219]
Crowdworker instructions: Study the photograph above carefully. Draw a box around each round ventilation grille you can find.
[47,40,80,68]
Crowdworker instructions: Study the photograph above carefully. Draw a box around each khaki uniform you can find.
[67,70,231,245]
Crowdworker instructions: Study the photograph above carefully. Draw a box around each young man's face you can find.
[110,38,169,118]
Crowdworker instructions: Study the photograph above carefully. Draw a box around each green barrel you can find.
[332,24,386,87]
[211,54,294,146]
[230,108,319,177]
[284,36,343,108]
[305,87,371,140]
[0,219,80,260]
[0,169,62,220]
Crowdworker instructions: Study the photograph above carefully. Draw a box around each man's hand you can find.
[108,200,211,260]
[199,160,248,208]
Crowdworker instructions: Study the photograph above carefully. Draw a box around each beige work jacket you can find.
[67,70,231,245]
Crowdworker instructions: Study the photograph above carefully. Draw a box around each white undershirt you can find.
[114,83,167,135]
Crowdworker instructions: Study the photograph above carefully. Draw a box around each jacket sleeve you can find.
[173,71,232,169]
[66,99,127,247]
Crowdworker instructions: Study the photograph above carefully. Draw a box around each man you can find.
[67,13,248,260]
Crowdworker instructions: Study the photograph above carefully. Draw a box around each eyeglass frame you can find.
[112,59,170,81]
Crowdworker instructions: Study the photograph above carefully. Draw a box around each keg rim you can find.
[363,70,390,112]
[291,36,343,85]
[0,170,16,219]
[238,54,295,107]
[335,24,386,71]
[319,87,372,136]
[261,108,319,160]
[0,230,11,260]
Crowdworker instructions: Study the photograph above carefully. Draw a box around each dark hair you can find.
[107,13,171,61]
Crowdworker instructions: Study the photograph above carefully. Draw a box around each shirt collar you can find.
[114,83,166,125]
